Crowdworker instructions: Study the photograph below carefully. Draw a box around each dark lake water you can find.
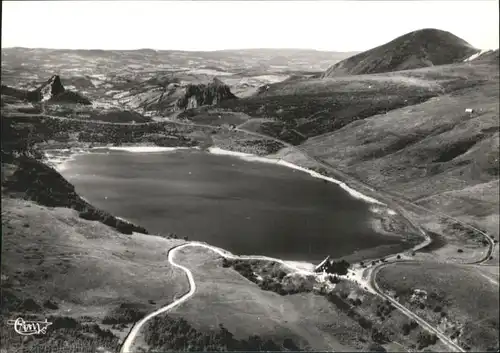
[60,149,406,262]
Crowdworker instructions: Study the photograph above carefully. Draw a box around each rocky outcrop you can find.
[36,75,92,105]
[176,78,237,110]
[37,75,66,101]
[1,75,92,105]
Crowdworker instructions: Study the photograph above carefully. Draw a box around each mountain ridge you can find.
[322,28,479,78]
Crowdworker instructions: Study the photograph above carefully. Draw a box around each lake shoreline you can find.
[42,144,422,264]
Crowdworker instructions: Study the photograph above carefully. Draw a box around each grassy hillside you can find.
[217,78,439,144]
[212,61,495,144]
[376,262,499,351]
[322,28,478,78]
[1,198,187,313]
[291,77,499,235]
[0,197,188,352]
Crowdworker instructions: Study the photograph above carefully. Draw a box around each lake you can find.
[59,148,407,262]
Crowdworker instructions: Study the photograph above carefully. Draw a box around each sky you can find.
[1,1,499,52]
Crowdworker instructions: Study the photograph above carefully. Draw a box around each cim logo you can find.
[7,317,53,336]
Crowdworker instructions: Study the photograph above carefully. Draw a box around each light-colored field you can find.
[262,74,443,97]
[261,62,497,97]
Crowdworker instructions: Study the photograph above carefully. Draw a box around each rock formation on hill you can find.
[37,75,66,101]
[114,77,237,115]
[36,75,92,105]
[176,78,237,110]
[322,28,479,77]
[1,75,92,105]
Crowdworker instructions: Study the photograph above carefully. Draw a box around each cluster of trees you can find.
[326,293,373,330]
[78,207,147,235]
[5,156,80,207]
[375,300,395,319]
[327,290,399,347]
[322,285,442,352]
[260,277,310,296]
[77,128,196,147]
[223,259,311,296]
[401,320,419,336]
[2,290,41,314]
[371,327,390,345]
[144,315,302,351]
[315,259,350,276]
[238,139,285,155]
[419,291,449,317]
[4,114,199,149]
[44,316,119,352]
[329,275,341,284]
[1,118,45,160]
[227,260,257,282]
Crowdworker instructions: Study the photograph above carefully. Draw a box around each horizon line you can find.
[1,46,363,53]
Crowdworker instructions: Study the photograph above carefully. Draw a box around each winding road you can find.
[119,239,467,353]
[120,243,196,353]
[119,242,316,353]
